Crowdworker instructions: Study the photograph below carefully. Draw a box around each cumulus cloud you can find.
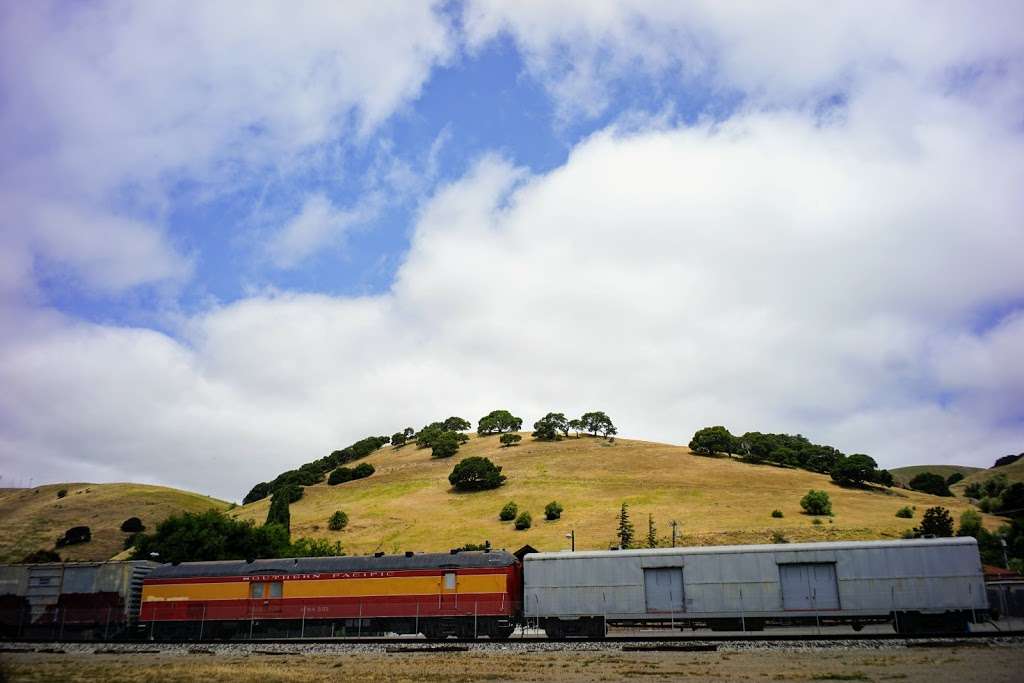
[0,1,454,294]
[2,3,1023,502]
[4,88,1023,499]
[464,0,1024,120]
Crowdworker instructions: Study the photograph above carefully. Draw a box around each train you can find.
[0,537,990,640]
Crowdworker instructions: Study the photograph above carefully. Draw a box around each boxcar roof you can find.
[148,551,517,579]
[525,537,977,562]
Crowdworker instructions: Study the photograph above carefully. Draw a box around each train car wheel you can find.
[543,619,566,641]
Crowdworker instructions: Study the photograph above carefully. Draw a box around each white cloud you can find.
[267,194,374,269]
[3,84,1023,499]
[464,0,1024,120]
[0,1,454,294]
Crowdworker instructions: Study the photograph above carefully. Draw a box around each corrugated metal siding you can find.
[524,539,987,619]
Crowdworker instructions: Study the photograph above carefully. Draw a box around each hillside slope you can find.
[234,434,999,555]
[0,483,229,563]
[952,458,1024,496]
[890,464,982,488]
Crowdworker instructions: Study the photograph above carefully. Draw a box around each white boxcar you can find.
[524,538,987,637]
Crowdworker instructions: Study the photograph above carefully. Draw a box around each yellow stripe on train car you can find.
[142,573,507,602]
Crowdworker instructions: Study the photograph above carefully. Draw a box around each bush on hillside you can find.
[799,490,832,516]
[448,457,506,491]
[994,453,1023,468]
[500,433,522,448]
[544,501,564,520]
[56,526,91,547]
[771,509,783,518]
[20,549,61,563]
[120,517,145,533]
[56,489,67,499]
[514,511,532,530]
[328,467,354,485]
[391,431,407,448]
[964,474,1008,500]
[352,463,375,479]
[132,509,290,562]
[957,509,983,538]
[286,537,344,558]
[243,482,271,505]
[895,506,914,518]
[771,531,789,544]
[431,430,463,458]
[908,472,952,497]
[946,472,965,486]
[916,506,954,537]
[499,502,518,521]
[328,511,349,531]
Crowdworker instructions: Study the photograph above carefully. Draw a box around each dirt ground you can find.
[3,645,1023,683]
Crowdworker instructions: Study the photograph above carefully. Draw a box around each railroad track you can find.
[4,629,1023,648]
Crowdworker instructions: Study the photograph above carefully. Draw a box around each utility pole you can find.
[670,520,679,548]
[565,530,575,552]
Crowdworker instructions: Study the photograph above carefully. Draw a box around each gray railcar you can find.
[0,561,158,639]
[524,538,987,637]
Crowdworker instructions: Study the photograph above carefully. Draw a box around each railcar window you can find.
[269,581,283,598]
[444,572,456,590]
[250,582,264,599]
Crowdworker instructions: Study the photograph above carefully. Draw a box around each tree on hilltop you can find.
[477,410,523,435]
[443,416,472,432]
[830,453,880,487]
[449,457,506,491]
[689,426,736,455]
[580,411,616,438]
[533,412,569,441]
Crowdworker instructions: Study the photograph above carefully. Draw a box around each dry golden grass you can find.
[0,483,229,563]
[233,434,1002,554]
[4,646,1024,683]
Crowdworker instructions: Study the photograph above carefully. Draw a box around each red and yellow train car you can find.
[140,550,521,639]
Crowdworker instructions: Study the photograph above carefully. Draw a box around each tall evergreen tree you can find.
[646,514,657,548]
[617,503,635,549]
[266,489,292,537]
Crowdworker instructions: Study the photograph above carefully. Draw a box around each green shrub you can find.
[812,517,823,525]
[500,433,522,448]
[771,510,783,518]
[979,496,1001,513]
[120,517,145,533]
[771,531,789,544]
[800,489,832,516]
[431,431,462,458]
[544,501,564,520]
[946,472,965,486]
[908,472,952,497]
[20,549,61,563]
[328,511,348,531]
[895,506,914,519]
[56,489,67,499]
[499,502,518,521]
[514,511,532,530]
[56,526,91,547]
[957,509,983,538]
[352,463,375,479]
[448,457,506,491]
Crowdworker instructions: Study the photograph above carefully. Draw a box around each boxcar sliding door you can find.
[643,567,685,613]
[779,563,840,610]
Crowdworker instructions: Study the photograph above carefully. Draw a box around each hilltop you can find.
[0,483,229,563]
[232,434,998,554]
[952,457,1024,496]
[890,464,982,488]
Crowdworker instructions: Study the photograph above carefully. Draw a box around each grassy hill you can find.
[890,464,982,488]
[233,434,1000,555]
[0,483,229,563]
[952,458,1024,496]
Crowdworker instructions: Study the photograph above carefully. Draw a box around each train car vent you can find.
[405,551,414,557]
[374,552,384,557]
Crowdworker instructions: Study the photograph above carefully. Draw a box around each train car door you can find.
[779,563,840,610]
[440,571,458,613]
[644,567,685,613]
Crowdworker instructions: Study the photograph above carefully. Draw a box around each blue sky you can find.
[1,2,1023,499]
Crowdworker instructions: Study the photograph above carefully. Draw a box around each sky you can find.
[1,1,1023,502]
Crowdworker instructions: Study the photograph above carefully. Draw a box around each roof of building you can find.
[147,550,517,579]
